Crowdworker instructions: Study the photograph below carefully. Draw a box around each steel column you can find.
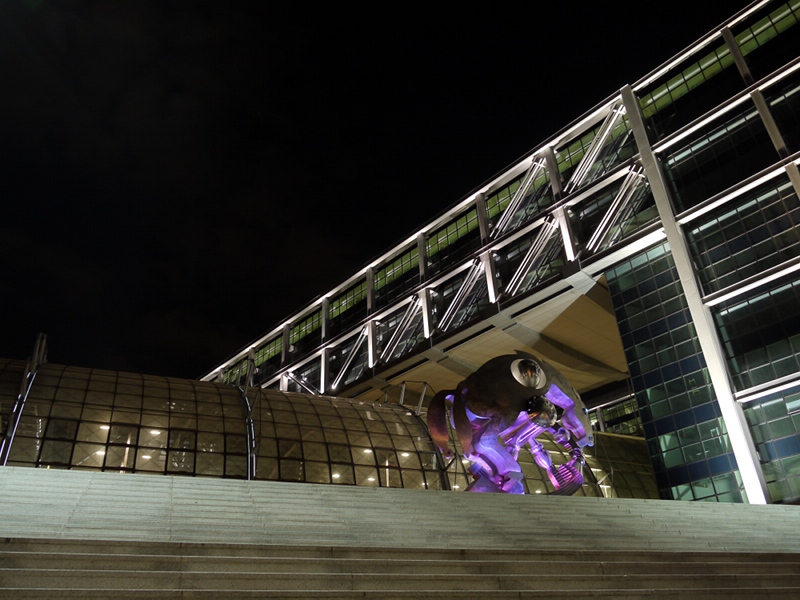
[621,84,769,504]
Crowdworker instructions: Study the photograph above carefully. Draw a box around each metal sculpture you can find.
[427,352,593,495]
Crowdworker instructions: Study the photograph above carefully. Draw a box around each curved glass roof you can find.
[0,358,655,498]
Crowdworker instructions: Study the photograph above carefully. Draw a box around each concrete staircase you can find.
[1,466,799,598]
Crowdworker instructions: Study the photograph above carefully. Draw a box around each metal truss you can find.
[585,166,649,253]
[331,326,369,390]
[565,103,630,193]
[437,260,486,333]
[492,159,549,238]
[379,296,422,363]
[505,219,560,297]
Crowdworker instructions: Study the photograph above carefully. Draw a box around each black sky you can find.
[1,0,736,378]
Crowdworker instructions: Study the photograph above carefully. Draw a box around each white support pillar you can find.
[480,250,500,304]
[366,319,378,368]
[418,288,434,338]
[416,233,429,283]
[280,323,291,366]
[786,162,800,199]
[544,146,563,200]
[553,207,576,262]
[246,347,256,389]
[721,27,753,85]
[320,297,330,341]
[320,347,331,394]
[474,193,490,244]
[750,89,789,158]
[365,266,376,313]
[621,84,770,504]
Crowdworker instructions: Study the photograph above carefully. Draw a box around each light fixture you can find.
[367,477,375,482]
[150,430,161,435]
[100,425,110,430]
[95,450,105,455]
[142,455,152,460]
[363,449,372,453]
[332,473,340,479]
[401,452,409,457]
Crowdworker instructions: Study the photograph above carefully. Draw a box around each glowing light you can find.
[367,477,375,482]
[453,485,460,489]
[332,473,340,479]
[100,425,110,430]
[363,449,372,453]
[142,455,151,460]
[400,452,409,457]
[95,450,105,455]
[150,430,161,435]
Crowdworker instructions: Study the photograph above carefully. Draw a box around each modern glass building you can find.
[201,0,800,504]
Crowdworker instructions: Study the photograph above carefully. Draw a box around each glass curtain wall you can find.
[606,243,745,502]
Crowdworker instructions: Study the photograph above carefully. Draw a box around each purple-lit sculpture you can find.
[427,352,593,495]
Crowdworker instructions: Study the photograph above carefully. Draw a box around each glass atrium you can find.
[0,358,656,499]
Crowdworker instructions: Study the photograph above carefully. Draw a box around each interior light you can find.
[100,425,110,430]
[363,449,372,453]
[142,455,152,460]
[150,430,161,435]
[332,473,340,479]
[453,485,460,489]
[536,490,542,494]
[95,450,105,455]
[367,477,375,482]
[401,452,409,457]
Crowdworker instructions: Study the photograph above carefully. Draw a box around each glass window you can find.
[714,273,800,391]
[486,168,553,235]
[494,224,564,297]
[376,303,425,363]
[373,247,420,309]
[426,209,481,275]
[288,311,323,361]
[570,175,656,255]
[766,69,800,155]
[638,35,743,142]
[733,0,800,81]
[663,103,779,214]
[686,176,800,295]
[607,242,739,501]
[328,279,368,337]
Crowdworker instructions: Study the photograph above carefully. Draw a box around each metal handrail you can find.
[1,333,47,466]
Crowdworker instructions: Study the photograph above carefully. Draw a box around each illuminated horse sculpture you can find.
[427,352,593,495]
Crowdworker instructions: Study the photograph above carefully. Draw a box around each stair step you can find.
[3,551,798,576]
[1,569,797,592]
[2,467,799,598]
[2,590,800,600]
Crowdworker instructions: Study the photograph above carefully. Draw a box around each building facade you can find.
[203,0,800,504]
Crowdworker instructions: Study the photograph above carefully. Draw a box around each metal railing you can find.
[0,333,47,466]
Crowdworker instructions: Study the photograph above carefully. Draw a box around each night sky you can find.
[2,0,734,379]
